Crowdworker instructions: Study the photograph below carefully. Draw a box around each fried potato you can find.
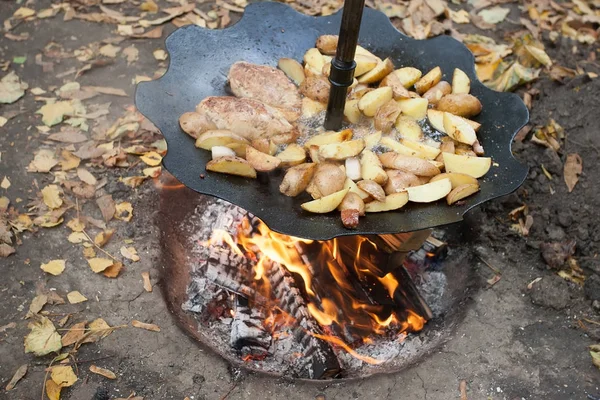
[195,130,249,150]
[305,129,353,148]
[246,147,282,172]
[276,143,306,167]
[443,112,477,145]
[225,142,250,158]
[363,131,382,150]
[345,157,361,180]
[414,66,442,94]
[379,152,441,176]
[358,86,393,117]
[314,163,346,196]
[319,139,365,160]
[442,152,491,178]
[306,179,322,199]
[180,112,216,138]
[316,35,338,55]
[427,109,481,133]
[355,45,381,61]
[344,178,371,200]
[397,98,428,119]
[355,55,379,77]
[390,67,422,88]
[430,172,478,188]
[400,139,441,160]
[379,73,412,99]
[301,97,326,119]
[422,81,451,105]
[344,99,361,124]
[357,179,386,202]
[308,145,321,163]
[436,93,482,118]
[380,137,421,158]
[407,178,452,203]
[338,192,365,215]
[384,170,422,194]
[374,99,401,133]
[279,163,316,196]
[360,150,388,185]
[278,58,305,85]
[452,68,470,94]
[301,187,349,213]
[447,183,480,204]
[206,156,257,179]
[364,192,409,212]
[395,115,423,141]
[304,48,326,76]
[358,58,394,84]
[251,138,277,155]
[299,76,330,103]
[438,137,456,156]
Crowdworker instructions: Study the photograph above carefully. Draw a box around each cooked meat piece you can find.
[195,96,297,141]
[228,61,301,122]
[299,76,330,104]
[179,111,217,139]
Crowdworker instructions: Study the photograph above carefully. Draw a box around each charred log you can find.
[230,296,272,357]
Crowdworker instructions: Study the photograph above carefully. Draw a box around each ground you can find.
[0,0,599,399]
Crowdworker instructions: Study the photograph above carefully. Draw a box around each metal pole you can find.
[323,0,366,131]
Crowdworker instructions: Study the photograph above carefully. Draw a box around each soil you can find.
[0,1,599,399]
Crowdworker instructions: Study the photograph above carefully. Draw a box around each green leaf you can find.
[12,56,26,64]
[24,316,62,356]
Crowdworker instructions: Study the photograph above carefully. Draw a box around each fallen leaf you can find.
[94,229,114,247]
[591,344,600,369]
[24,316,62,356]
[120,176,147,188]
[61,321,86,347]
[68,232,88,243]
[27,295,48,318]
[88,258,114,273]
[102,261,123,278]
[13,7,36,19]
[46,379,61,400]
[5,364,27,391]
[83,86,127,96]
[153,49,168,61]
[48,130,88,143]
[143,166,162,178]
[132,320,160,332]
[59,150,81,171]
[83,247,96,258]
[51,365,77,388]
[13,56,27,65]
[486,62,540,92]
[34,213,64,228]
[0,71,28,104]
[131,26,163,39]
[447,9,470,24]
[114,202,133,221]
[89,365,117,379]
[37,101,74,127]
[66,218,85,232]
[41,260,66,276]
[121,246,140,262]
[77,168,97,186]
[80,318,115,344]
[478,6,510,24]
[122,45,139,66]
[142,271,152,292]
[0,322,16,333]
[96,195,115,222]
[140,151,162,166]
[564,153,582,192]
[0,116,7,127]
[0,176,10,189]
[42,185,63,209]
[0,243,16,257]
[140,0,159,13]
[67,291,87,304]
[99,44,121,58]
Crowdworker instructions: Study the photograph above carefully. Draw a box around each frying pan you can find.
[135,2,528,240]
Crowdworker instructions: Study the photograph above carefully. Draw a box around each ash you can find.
[416,272,447,318]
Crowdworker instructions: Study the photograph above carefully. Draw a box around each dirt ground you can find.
[0,0,599,399]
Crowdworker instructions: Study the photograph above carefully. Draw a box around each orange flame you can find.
[309,332,386,365]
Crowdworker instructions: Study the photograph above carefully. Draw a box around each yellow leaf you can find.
[140,0,159,12]
[120,246,140,262]
[37,101,74,127]
[10,214,33,232]
[35,214,64,228]
[94,229,114,247]
[140,151,162,166]
[13,7,36,19]
[87,258,113,273]
[114,202,133,221]
[42,185,63,209]
[66,218,85,232]
[45,379,61,400]
[0,196,9,210]
[59,150,80,171]
[448,9,470,24]
[102,261,123,278]
[99,44,121,58]
[143,166,161,178]
[89,365,117,379]
[67,291,87,304]
[67,232,88,244]
[51,365,77,388]
[28,149,58,173]
[120,176,147,188]
[41,260,66,276]
[81,318,115,344]
[132,320,160,332]
[0,176,10,189]
[24,316,62,356]
[82,247,96,258]
[153,49,168,61]
[76,168,97,186]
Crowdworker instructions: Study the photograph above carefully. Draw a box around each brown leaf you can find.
[102,261,123,278]
[94,229,114,247]
[132,320,160,332]
[82,86,127,96]
[114,202,133,221]
[59,150,81,171]
[27,149,58,172]
[96,195,115,222]
[0,243,15,257]
[121,246,140,262]
[5,364,27,391]
[564,153,582,192]
[48,130,88,143]
[142,271,152,292]
[80,318,116,344]
[77,168,97,186]
[61,321,86,347]
[89,365,117,379]
[27,295,48,318]
[131,26,163,39]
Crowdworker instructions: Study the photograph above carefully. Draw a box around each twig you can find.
[459,380,468,400]
[81,229,118,261]
[583,318,600,326]
[220,382,238,400]
[477,256,502,276]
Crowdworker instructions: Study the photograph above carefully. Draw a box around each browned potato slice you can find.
[379,152,441,176]
[355,45,381,61]
[422,81,451,105]
[358,86,393,117]
[374,99,401,133]
[302,97,326,118]
[338,192,365,215]
[276,143,306,167]
[447,183,480,204]
[179,112,216,138]
[442,152,491,178]
[384,170,422,195]
[380,137,421,158]
[304,48,325,76]
[344,99,361,124]
[395,115,423,141]
[306,179,322,199]
[301,188,349,213]
[278,58,305,85]
[407,178,452,202]
[443,112,477,145]
[391,67,422,88]
[436,138,455,162]
[379,73,412,99]
[279,163,316,197]
[305,129,353,148]
[250,138,278,155]
[430,172,478,188]
[360,150,388,185]
[400,139,441,160]
[206,156,257,179]
[427,109,481,133]
[358,58,394,84]
[436,93,482,118]
[195,130,249,150]
[299,76,330,103]
[354,55,379,76]
[364,192,409,212]
[316,35,338,55]
[397,98,428,119]
[319,139,365,160]
[357,180,386,202]
[246,147,282,172]
[308,145,321,163]
[344,178,371,200]
[452,68,470,94]
[313,163,346,196]
[414,66,442,94]
[363,131,382,150]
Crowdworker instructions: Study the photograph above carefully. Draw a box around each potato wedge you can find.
[279,163,316,197]
[422,81,451,105]
[277,143,306,167]
[304,48,325,76]
[348,85,373,101]
[251,138,277,155]
[380,137,421,158]
[400,139,441,160]
[414,66,442,94]
[363,131,382,150]
[278,58,305,85]
[195,130,249,150]
[299,76,330,103]
[305,129,353,148]
[443,112,477,145]
[301,187,349,213]
[374,99,401,133]
[355,45,381,61]
[407,178,452,203]
[344,99,361,124]
[316,35,338,55]
[357,180,386,202]
[391,67,423,88]
[447,183,480,204]
[360,150,388,185]
[225,142,250,158]
[302,97,326,118]
[397,98,428,119]
[338,192,365,215]
[358,86,393,117]
[246,147,282,172]
[308,145,321,163]
[206,156,257,179]
[452,68,470,94]
[365,192,409,212]
[379,152,441,176]
[314,163,346,196]
[379,72,411,99]
[384,170,422,194]
[179,112,216,138]
[427,109,481,133]
[438,137,455,156]
[430,172,478,188]
[437,93,482,118]
[395,115,423,141]
[442,152,491,178]
[354,54,379,77]
[319,139,365,160]
[344,178,371,200]
[358,58,394,84]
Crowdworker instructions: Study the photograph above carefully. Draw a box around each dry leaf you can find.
[0,176,10,189]
[83,247,96,258]
[80,318,115,344]
[121,246,140,262]
[478,6,510,24]
[564,153,582,192]
[48,130,88,143]
[37,101,74,127]
[76,168,96,186]
[591,345,600,369]
[66,218,85,232]
[153,49,168,61]
[96,195,115,222]
[89,365,117,380]
[114,202,133,221]
[94,229,114,247]
[0,71,28,104]
[41,260,66,276]
[122,46,139,66]
[13,7,36,19]
[5,364,27,391]
[140,151,162,166]
[51,365,77,388]
[61,321,86,347]
[46,379,61,400]
[142,166,161,178]
[0,243,16,257]
[120,176,147,188]
[99,44,121,58]
[42,185,63,209]
[140,0,159,12]
[27,295,48,318]
[67,291,87,304]
[24,316,62,356]
[142,271,152,292]
[486,62,540,92]
[447,9,470,24]
[132,26,163,39]
[83,86,127,96]
[59,150,81,171]
[88,258,114,273]
[28,149,58,172]
[132,320,160,332]
[102,261,123,278]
